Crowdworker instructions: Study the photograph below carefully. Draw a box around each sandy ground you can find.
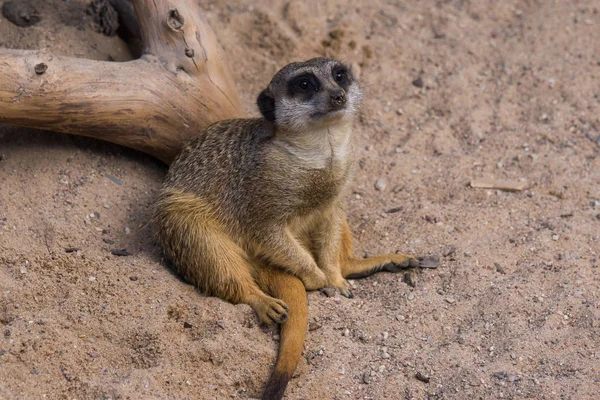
[1,0,600,399]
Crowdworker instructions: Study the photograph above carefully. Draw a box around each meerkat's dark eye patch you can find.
[332,65,350,88]
[288,73,320,97]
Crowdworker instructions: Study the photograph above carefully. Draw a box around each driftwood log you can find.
[0,0,245,164]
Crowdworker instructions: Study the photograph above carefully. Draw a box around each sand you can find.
[1,0,599,399]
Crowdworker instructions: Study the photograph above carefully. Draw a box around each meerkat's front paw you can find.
[301,268,328,291]
[251,294,289,326]
[326,272,354,298]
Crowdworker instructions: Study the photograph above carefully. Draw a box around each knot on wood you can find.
[167,9,184,31]
[34,63,48,75]
[184,48,194,58]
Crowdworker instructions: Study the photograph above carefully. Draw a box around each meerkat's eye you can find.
[290,74,319,95]
[334,70,346,82]
[296,79,310,90]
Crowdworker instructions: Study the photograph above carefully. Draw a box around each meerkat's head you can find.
[257,58,361,132]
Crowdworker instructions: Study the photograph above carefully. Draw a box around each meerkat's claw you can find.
[417,255,440,269]
[379,254,439,272]
[329,278,353,298]
[339,287,354,299]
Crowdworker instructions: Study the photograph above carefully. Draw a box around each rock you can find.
[87,0,119,36]
[443,246,456,257]
[493,372,506,380]
[375,178,387,191]
[415,372,430,383]
[381,347,390,359]
[402,273,416,287]
[412,77,424,88]
[494,263,506,274]
[362,371,371,384]
[2,1,40,27]
[110,249,131,256]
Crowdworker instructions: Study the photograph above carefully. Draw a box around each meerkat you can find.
[154,57,437,400]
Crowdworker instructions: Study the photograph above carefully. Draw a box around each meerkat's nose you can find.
[330,90,347,107]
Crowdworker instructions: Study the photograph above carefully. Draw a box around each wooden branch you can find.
[0,0,245,164]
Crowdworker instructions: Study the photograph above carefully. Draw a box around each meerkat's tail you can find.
[256,268,308,400]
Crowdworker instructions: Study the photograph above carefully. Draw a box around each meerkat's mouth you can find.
[311,108,347,121]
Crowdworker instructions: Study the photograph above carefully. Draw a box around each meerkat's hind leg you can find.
[337,219,439,280]
[343,254,439,279]
[155,190,289,326]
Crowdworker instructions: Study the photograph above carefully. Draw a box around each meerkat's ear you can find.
[349,63,361,81]
[257,89,276,122]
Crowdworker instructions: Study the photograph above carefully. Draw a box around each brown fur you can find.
[153,58,431,400]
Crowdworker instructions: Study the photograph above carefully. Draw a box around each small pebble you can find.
[493,372,506,380]
[374,178,387,191]
[362,371,371,384]
[308,322,322,331]
[381,348,390,359]
[111,249,131,257]
[415,372,430,383]
[402,273,416,287]
[494,263,506,274]
[407,293,415,300]
[412,77,424,88]
[552,234,559,241]
[445,297,455,304]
